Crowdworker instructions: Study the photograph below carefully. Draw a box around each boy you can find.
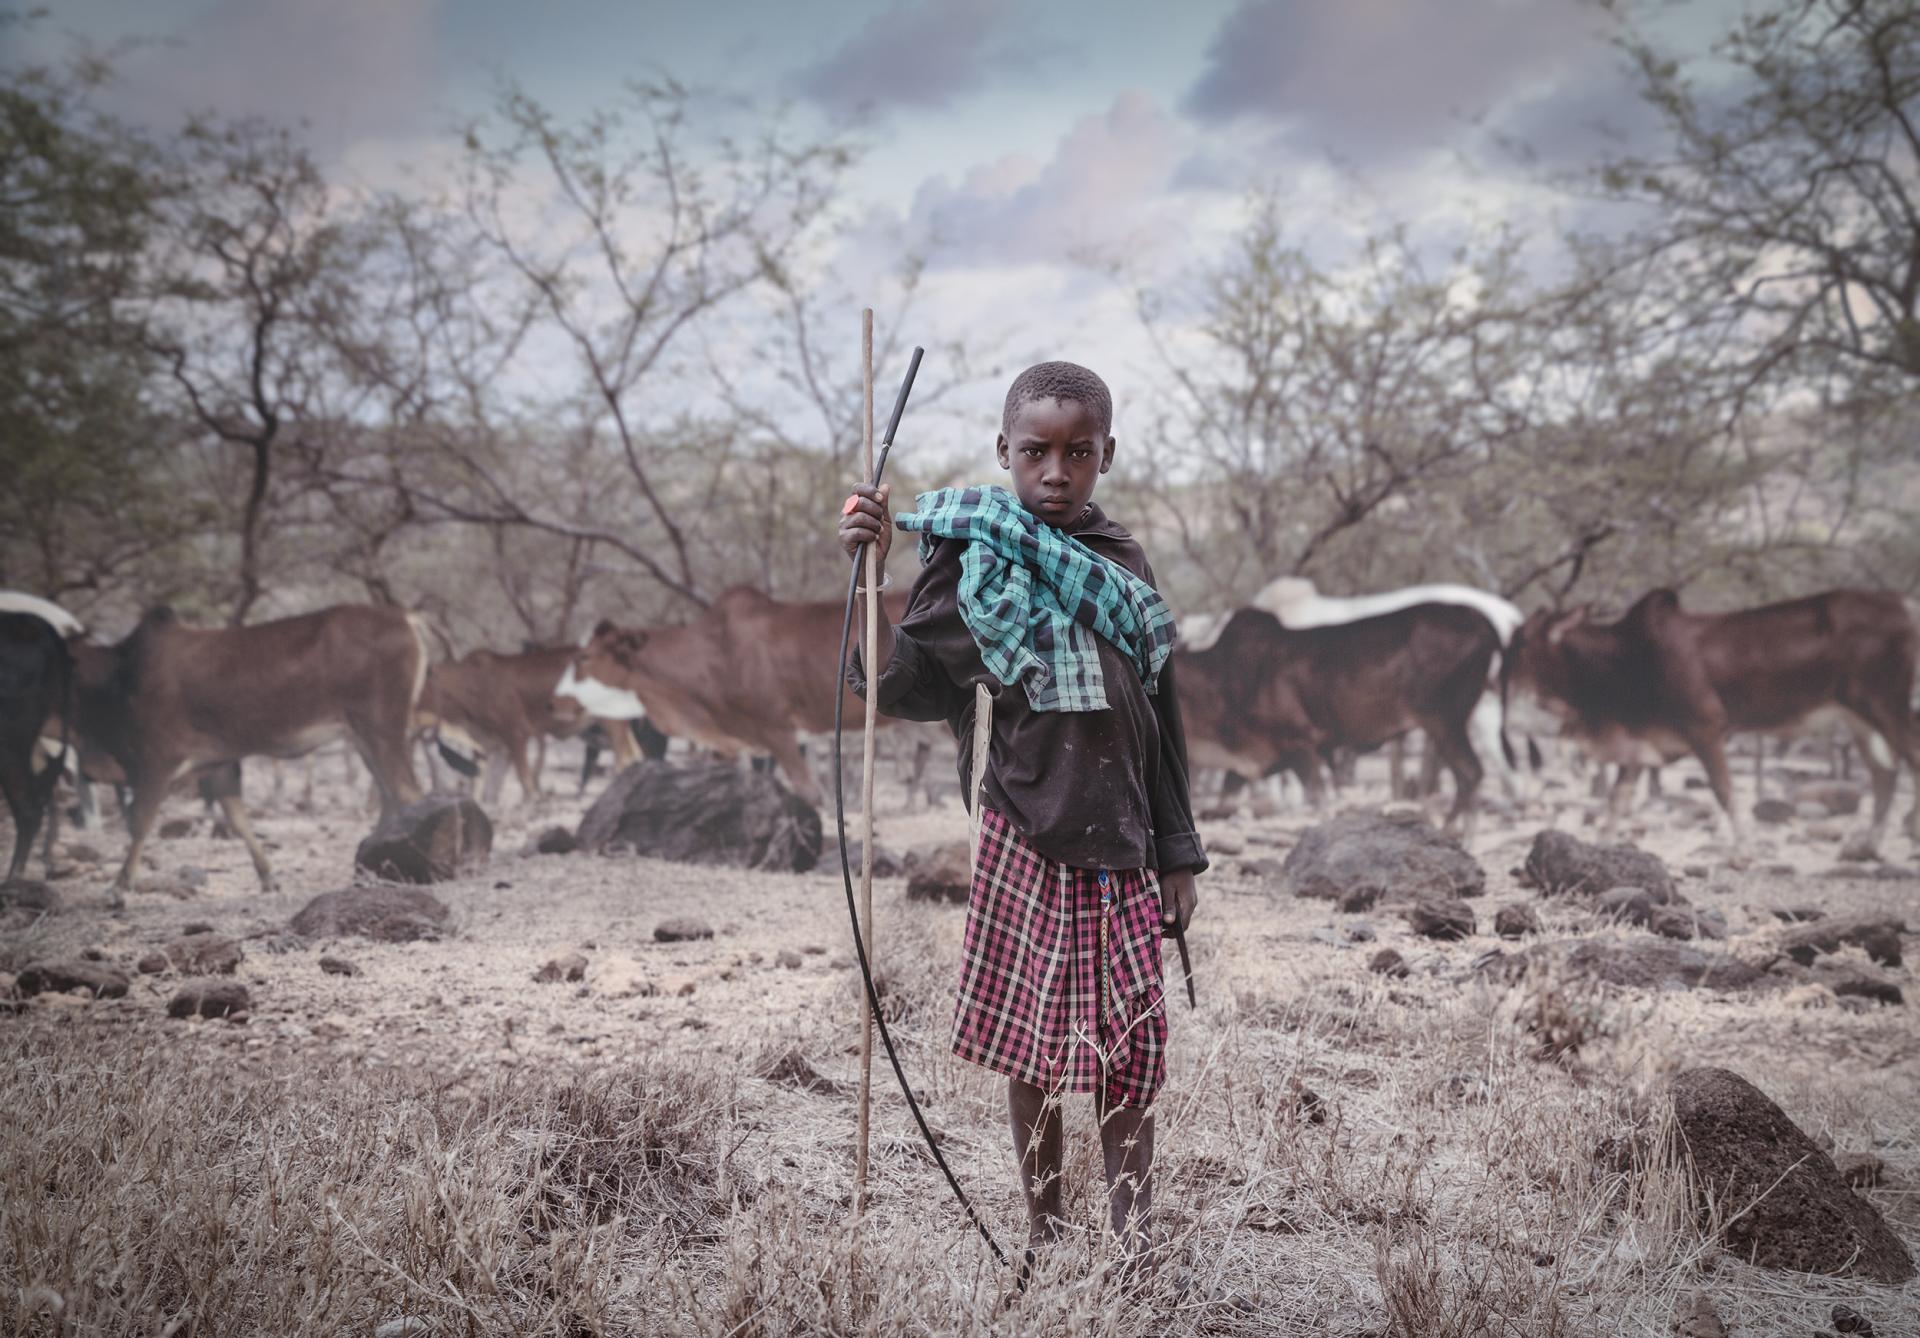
[838,360,1205,1267]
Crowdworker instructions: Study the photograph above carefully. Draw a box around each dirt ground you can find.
[2,739,1916,1336]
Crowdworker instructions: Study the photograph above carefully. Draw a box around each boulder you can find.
[1778,912,1904,968]
[14,959,128,999]
[164,934,243,976]
[1811,965,1904,1007]
[1404,896,1475,940]
[905,841,973,905]
[319,956,359,977]
[1279,811,1485,911]
[1669,1067,1914,1283]
[1511,937,1768,993]
[1752,797,1796,826]
[167,981,249,1020]
[354,795,492,884]
[1368,948,1410,979]
[654,916,715,944]
[575,760,821,873]
[1523,830,1676,900]
[1791,780,1863,817]
[290,886,452,943]
[532,826,577,856]
[533,953,588,984]
[1494,903,1540,939]
[0,878,58,913]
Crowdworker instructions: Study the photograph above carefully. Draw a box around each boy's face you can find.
[995,396,1114,524]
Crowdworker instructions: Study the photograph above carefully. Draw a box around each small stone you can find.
[374,1319,432,1338]
[1836,1153,1885,1189]
[319,956,359,977]
[1369,948,1410,978]
[136,952,169,975]
[1838,834,1882,863]
[165,934,243,976]
[534,953,588,984]
[1295,1084,1327,1124]
[775,949,804,970]
[1494,903,1540,939]
[0,878,58,913]
[175,865,209,889]
[676,980,696,997]
[15,960,129,999]
[1309,927,1341,948]
[1672,1290,1727,1338]
[1779,913,1904,968]
[181,922,214,936]
[1751,798,1795,826]
[168,981,250,1019]
[1404,895,1475,940]
[533,826,577,855]
[1342,918,1376,943]
[903,842,972,904]
[158,817,195,839]
[653,917,715,944]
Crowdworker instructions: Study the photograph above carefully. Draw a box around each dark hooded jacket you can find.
[850,501,1206,874]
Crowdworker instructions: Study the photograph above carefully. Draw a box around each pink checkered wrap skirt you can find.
[950,807,1168,1108]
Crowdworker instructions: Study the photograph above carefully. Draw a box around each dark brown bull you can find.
[1504,588,1920,854]
[1,613,74,879]
[1175,603,1502,833]
[69,604,431,903]
[566,586,913,808]
[415,645,590,804]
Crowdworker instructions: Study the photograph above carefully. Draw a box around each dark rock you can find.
[1672,1291,1727,1338]
[181,922,214,936]
[165,934,242,976]
[904,841,973,905]
[534,953,588,984]
[1772,905,1825,924]
[1792,780,1864,817]
[1813,967,1904,1007]
[846,840,907,879]
[354,795,492,884]
[775,948,804,970]
[1669,1067,1914,1282]
[575,759,820,872]
[1404,896,1475,940]
[1836,1153,1885,1189]
[1280,811,1484,911]
[1779,913,1904,968]
[319,956,359,977]
[1523,830,1676,901]
[158,817,195,839]
[1752,797,1796,826]
[167,981,249,1019]
[63,841,103,863]
[135,952,169,975]
[1509,937,1768,993]
[1368,948,1410,978]
[1595,886,1659,926]
[290,886,452,943]
[1831,1303,1875,1335]
[175,865,209,890]
[15,959,129,998]
[653,916,715,943]
[1838,834,1882,863]
[1494,903,1540,939]
[757,1045,843,1096]
[1295,1084,1327,1124]
[533,826,577,856]
[1648,905,1728,942]
[0,879,58,913]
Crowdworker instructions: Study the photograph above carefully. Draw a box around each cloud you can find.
[902,91,1191,268]
[794,0,1012,117]
[1184,0,1606,164]
[97,0,440,159]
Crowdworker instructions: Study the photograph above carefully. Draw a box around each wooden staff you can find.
[854,308,878,1220]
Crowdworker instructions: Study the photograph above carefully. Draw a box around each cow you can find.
[67,604,433,904]
[1175,599,1504,834]
[1,611,76,880]
[414,645,596,805]
[558,586,917,809]
[1503,588,1920,856]
[1253,577,1533,802]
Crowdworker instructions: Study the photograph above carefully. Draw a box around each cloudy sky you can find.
[7,0,1747,449]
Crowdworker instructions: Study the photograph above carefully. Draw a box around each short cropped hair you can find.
[1001,360,1112,436]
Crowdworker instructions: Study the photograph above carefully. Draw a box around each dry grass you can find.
[1,751,1916,1335]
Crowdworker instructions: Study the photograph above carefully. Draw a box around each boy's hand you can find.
[838,482,893,567]
[1158,868,1198,937]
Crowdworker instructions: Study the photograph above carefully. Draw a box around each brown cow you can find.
[1504,588,1920,855]
[68,604,432,903]
[415,645,594,804]
[1175,602,1502,834]
[561,586,913,808]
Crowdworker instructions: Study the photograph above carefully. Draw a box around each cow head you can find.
[559,621,652,721]
[1505,606,1592,715]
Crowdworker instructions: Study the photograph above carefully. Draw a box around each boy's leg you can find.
[1007,1078,1065,1245]
[1094,1091,1155,1255]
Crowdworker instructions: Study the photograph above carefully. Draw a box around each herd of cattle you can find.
[2,575,1917,907]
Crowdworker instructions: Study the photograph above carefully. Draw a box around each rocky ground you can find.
[0,744,1915,1336]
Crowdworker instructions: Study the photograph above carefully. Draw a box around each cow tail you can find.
[404,613,433,719]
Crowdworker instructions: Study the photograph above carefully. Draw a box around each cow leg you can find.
[766,733,824,810]
[1688,733,1748,855]
[510,738,538,806]
[608,720,640,773]
[531,735,548,797]
[352,723,423,823]
[910,737,932,811]
[215,793,277,893]
[2,754,36,880]
[579,737,601,795]
[1389,739,1406,801]
[112,779,168,908]
[1426,717,1483,841]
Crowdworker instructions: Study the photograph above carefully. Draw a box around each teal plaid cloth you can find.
[895,485,1178,712]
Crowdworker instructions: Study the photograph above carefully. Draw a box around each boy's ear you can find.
[1099,435,1116,474]
[995,432,1010,470]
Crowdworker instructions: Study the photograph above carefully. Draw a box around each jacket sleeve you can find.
[847,541,968,725]
[1148,650,1209,875]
